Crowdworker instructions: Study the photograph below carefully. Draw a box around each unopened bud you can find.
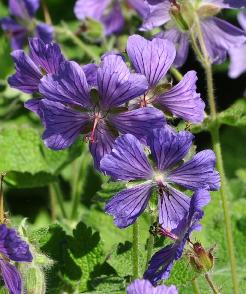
[170,6,189,31]
[189,242,214,273]
[25,265,46,294]
[197,4,220,19]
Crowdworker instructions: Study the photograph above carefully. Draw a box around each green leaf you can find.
[0,126,82,187]
[89,276,125,294]
[31,222,105,293]
[217,99,246,127]
[165,258,197,287]
[64,222,105,292]
[0,36,13,79]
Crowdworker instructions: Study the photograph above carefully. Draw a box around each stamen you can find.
[89,113,100,143]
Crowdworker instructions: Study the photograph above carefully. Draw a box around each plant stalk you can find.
[192,278,201,294]
[204,273,220,294]
[193,16,239,294]
[70,151,88,220]
[170,67,183,82]
[51,182,67,219]
[145,216,155,269]
[0,174,5,223]
[55,23,99,62]
[132,221,139,279]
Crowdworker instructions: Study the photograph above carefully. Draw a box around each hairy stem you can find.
[204,273,220,294]
[70,151,88,220]
[132,221,139,279]
[193,16,239,294]
[192,278,201,294]
[170,67,183,82]
[51,182,67,219]
[0,174,5,223]
[41,0,52,25]
[55,23,99,61]
[145,215,155,269]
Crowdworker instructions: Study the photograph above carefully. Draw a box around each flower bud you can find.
[197,4,221,19]
[189,242,214,273]
[170,6,189,31]
[25,265,46,294]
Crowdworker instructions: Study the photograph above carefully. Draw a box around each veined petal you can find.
[89,122,116,170]
[238,12,246,31]
[144,244,177,285]
[127,279,178,294]
[35,23,54,44]
[127,35,176,87]
[97,55,148,108]
[147,127,194,171]
[82,63,98,88]
[39,61,92,108]
[157,29,189,68]
[29,38,64,75]
[100,134,153,181]
[0,17,27,50]
[127,0,150,18]
[158,186,190,230]
[40,99,90,150]
[140,1,171,31]
[0,224,32,262]
[24,98,41,116]
[102,0,124,35]
[8,50,42,93]
[109,107,165,140]
[105,182,153,228]
[228,12,246,78]
[127,279,153,294]
[9,0,39,19]
[168,150,221,191]
[74,0,110,21]
[201,17,246,64]
[154,71,205,123]
[228,45,246,78]
[0,260,22,294]
[203,0,246,9]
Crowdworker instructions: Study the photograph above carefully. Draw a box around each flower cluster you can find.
[0,224,33,294]
[140,0,246,67]
[4,2,228,291]
[8,34,205,170]
[0,0,53,50]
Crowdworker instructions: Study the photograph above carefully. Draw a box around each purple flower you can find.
[74,0,151,36]
[141,0,246,66]
[0,224,33,294]
[8,37,65,115]
[38,55,165,169]
[127,279,178,294]
[126,35,205,123]
[0,0,53,50]
[100,127,220,229]
[229,12,246,79]
[144,189,210,285]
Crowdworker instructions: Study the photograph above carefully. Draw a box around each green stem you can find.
[192,278,201,294]
[145,216,155,269]
[132,221,139,279]
[204,273,220,294]
[49,184,57,221]
[0,173,5,223]
[51,182,67,219]
[41,0,52,25]
[193,16,239,294]
[170,67,183,82]
[70,151,87,220]
[55,23,99,62]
